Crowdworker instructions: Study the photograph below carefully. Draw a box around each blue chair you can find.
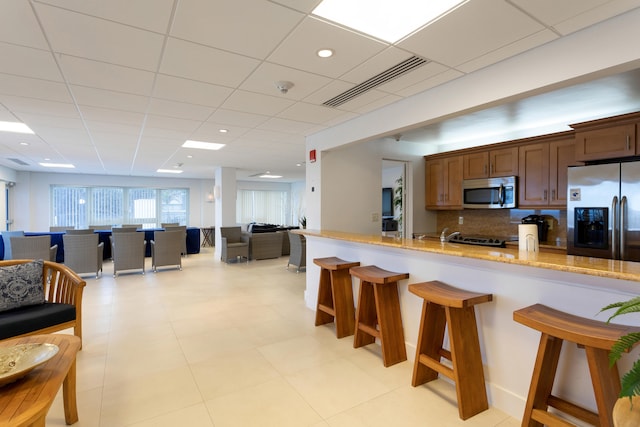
[1,230,25,260]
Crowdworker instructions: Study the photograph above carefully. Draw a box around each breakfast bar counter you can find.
[297,229,640,421]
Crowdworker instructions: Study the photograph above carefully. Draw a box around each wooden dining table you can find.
[0,334,81,426]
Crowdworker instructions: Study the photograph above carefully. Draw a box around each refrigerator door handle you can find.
[612,196,619,260]
[620,196,627,260]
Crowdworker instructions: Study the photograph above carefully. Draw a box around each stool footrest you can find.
[546,395,600,426]
[418,354,454,381]
[531,409,576,427]
[317,303,335,317]
[358,323,380,339]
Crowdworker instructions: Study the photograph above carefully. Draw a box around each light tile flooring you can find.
[45,248,521,426]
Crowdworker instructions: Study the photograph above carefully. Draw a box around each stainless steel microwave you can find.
[462,176,517,209]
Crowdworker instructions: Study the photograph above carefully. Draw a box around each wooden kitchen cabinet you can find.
[425,155,462,209]
[463,147,518,179]
[519,138,575,207]
[571,112,640,161]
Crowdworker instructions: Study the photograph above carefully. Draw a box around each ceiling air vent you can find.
[8,158,29,166]
[323,55,428,107]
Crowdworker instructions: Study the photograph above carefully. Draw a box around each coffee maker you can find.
[521,215,548,242]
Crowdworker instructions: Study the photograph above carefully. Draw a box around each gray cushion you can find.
[0,260,44,312]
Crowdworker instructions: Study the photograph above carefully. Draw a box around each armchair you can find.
[164,225,187,256]
[151,230,183,272]
[249,232,283,260]
[220,226,249,263]
[110,232,146,277]
[1,230,25,260]
[10,236,58,261]
[287,232,306,272]
[63,233,104,278]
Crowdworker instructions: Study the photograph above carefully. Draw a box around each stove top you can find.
[447,234,506,247]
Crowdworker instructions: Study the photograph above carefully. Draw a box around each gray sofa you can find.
[248,232,284,260]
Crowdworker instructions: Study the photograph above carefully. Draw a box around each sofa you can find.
[0,259,86,345]
[246,224,299,257]
[248,231,284,260]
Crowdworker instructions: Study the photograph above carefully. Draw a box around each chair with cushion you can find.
[220,226,249,263]
[1,230,25,260]
[10,236,58,261]
[110,232,146,277]
[287,232,306,272]
[151,230,183,272]
[63,233,104,278]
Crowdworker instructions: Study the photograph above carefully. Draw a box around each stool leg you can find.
[354,280,377,348]
[331,270,356,338]
[373,281,407,367]
[413,302,446,386]
[315,268,334,326]
[585,346,620,427]
[447,306,488,420]
[522,333,563,427]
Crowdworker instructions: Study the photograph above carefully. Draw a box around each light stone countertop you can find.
[297,229,640,282]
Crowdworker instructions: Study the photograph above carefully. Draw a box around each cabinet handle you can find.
[544,190,548,201]
[551,189,556,201]
[490,163,494,174]
[484,164,487,175]
[627,135,631,151]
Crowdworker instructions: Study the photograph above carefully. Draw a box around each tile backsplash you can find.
[436,209,566,244]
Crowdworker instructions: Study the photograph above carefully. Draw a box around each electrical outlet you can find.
[546,218,554,230]
[458,216,464,225]
[372,212,379,222]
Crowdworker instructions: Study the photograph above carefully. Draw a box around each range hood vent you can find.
[8,158,29,166]
[322,55,428,107]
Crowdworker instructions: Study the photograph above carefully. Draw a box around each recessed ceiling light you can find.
[219,129,228,133]
[259,174,283,179]
[182,140,226,150]
[187,155,193,159]
[19,142,29,146]
[39,162,75,169]
[0,121,34,134]
[312,0,467,43]
[157,169,183,174]
[317,48,334,58]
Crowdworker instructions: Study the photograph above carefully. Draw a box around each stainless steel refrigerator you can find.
[567,161,640,261]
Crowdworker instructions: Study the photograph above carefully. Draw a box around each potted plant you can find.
[299,216,306,229]
[601,297,640,425]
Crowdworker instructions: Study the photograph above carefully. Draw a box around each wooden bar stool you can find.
[514,303,640,427]
[350,265,409,367]
[313,257,360,338]
[409,280,493,420]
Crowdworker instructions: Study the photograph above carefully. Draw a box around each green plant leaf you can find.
[620,359,640,398]
[610,332,640,366]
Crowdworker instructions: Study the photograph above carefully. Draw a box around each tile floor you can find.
[45,248,521,426]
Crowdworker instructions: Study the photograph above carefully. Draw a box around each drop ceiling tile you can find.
[85,121,142,135]
[267,16,387,79]
[457,29,558,74]
[396,69,464,98]
[340,48,417,85]
[91,131,140,147]
[0,43,63,81]
[79,105,145,126]
[375,62,452,94]
[240,62,332,100]
[144,114,201,132]
[303,80,355,104]
[207,109,270,128]
[142,127,194,140]
[153,75,233,108]
[71,86,150,112]
[35,0,175,33]
[269,0,322,13]
[30,127,91,145]
[147,98,214,121]
[190,122,251,140]
[59,56,155,96]
[511,0,611,28]
[160,38,260,88]
[332,89,393,113]
[0,95,78,117]
[221,90,294,116]
[398,0,545,68]
[550,0,640,35]
[276,101,345,124]
[17,113,85,130]
[172,0,304,59]
[257,118,319,134]
[352,93,403,115]
[242,129,297,143]
[0,74,71,103]
[36,3,165,71]
[0,1,49,49]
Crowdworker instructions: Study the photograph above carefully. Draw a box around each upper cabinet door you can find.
[575,123,636,161]
[463,152,488,179]
[549,138,576,206]
[463,147,518,179]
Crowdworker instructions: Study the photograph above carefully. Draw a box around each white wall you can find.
[9,171,215,231]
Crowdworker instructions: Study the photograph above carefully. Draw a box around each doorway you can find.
[382,160,411,238]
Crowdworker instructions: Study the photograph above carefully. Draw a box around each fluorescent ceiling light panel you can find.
[182,140,225,150]
[0,121,34,134]
[312,0,466,43]
[259,174,283,179]
[157,169,183,174]
[39,162,75,168]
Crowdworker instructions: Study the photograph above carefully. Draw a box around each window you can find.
[236,189,288,225]
[51,185,189,228]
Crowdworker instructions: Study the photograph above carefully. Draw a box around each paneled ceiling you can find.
[1,0,639,181]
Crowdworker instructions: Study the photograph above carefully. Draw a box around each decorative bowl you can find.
[0,343,59,387]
